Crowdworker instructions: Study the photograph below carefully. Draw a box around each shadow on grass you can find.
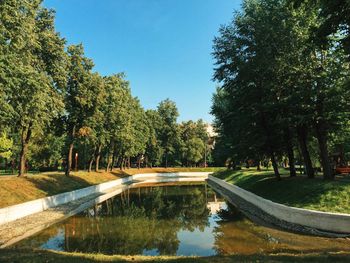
[1,249,350,263]
[23,170,124,197]
[24,174,93,196]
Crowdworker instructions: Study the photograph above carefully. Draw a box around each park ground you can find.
[1,167,350,262]
[1,249,350,262]
[213,168,350,214]
[0,167,223,208]
[1,167,349,213]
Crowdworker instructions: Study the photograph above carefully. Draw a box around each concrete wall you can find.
[208,175,350,234]
[0,172,210,226]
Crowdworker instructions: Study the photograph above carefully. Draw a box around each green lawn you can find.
[213,168,350,214]
[1,249,350,263]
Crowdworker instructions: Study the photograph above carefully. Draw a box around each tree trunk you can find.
[18,124,32,177]
[297,125,314,178]
[259,111,279,180]
[283,128,296,177]
[106,141,114,172]
[95,144,102,172]
[165,151,168,168]
[120,157,125,170]
[137,156,141,169]
[88,157,94,172]
[11,159,15,175]
[65,125,76,177]
[106,158,111,172]
[315,121,333,179]
[257,161,261,171]
[270,151,281,180]
[110,148,116,172]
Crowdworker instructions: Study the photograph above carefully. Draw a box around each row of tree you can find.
[0,0,211,176]
[211,0,350,179]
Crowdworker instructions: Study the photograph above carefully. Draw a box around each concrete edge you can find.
[0,172,211,226]
[0,176,209,248]
[208,175,350,234]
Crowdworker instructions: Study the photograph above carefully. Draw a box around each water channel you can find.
[12,183,350,256]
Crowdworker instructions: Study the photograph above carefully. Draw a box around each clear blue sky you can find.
[43,0,241,122]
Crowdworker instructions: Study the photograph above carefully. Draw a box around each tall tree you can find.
[145,109,164,167]
[64,44,101,176]
[0,0,67,176]
[157,99,180,168]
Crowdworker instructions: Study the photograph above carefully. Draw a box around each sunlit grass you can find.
[213,168,350,214]
[1,249,350,263]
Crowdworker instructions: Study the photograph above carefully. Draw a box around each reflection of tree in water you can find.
[212,203,279,255]
[212,203,350,255]
[63,185,210,255]
[15,186,350,255]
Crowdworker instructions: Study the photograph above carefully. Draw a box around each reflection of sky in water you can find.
[141,203,225,256]
[176,202,226,256]
[40,228,65,251]
[142,248,158,256]
[12,185,350,256]
[17,193,228,256]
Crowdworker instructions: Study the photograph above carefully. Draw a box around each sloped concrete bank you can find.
[207,175,350,237]
[0,172,210,226]
[0,172,209,248]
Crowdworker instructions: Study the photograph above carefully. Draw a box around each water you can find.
[13,183,350,256]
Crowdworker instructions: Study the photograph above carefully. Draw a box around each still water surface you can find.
[13,184,350,256]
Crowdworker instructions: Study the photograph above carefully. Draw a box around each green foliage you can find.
[157,99,181,167]
[145,109,164,166]
[212,0,350,179]
[0,1,215,173]
[179,120,209,166]
[0,132,13,159]
[0,0,68,175]
[28,133,65,170]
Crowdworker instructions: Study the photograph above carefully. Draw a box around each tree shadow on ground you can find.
[23,171,124,197]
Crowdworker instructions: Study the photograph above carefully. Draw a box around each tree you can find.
[212,0,350,179]
[0,0,67,176]
[179,120,209,166]
[64,44,101,176]
[0,132,13,159]
[145,110,164,167]
[103,74,130,171]
[157,99,180,168]
[294,0,350,54]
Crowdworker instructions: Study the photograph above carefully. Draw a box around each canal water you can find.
[12,183,350,256]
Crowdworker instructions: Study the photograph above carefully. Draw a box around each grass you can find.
[213,168,350,214]
[0,167,224,208]
[1,249,350,263]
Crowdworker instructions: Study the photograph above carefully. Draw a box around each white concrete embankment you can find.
[0,172,210,226]
[208,175,350,234]
[2,172,349,235]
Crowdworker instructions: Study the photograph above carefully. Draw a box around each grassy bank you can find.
[213,168,350,214]
[0,167,223,208]
[1,249,350,263]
